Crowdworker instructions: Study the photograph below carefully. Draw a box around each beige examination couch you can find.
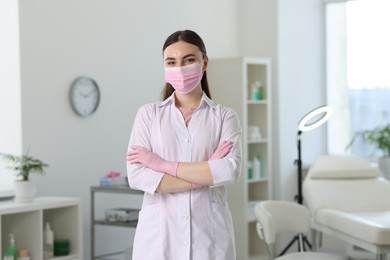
[303,155,390,260]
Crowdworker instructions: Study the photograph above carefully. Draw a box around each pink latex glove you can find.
[191,141,233,190]
[127,145,178,177]
[190,182,203,190]
[209,140,233,160]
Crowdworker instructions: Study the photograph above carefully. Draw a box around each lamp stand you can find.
[278,105,333,256]
[295,130,303,204]
[279,131,312,255]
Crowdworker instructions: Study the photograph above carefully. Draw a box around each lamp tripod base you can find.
[279,150,312,256]
[279,233,312,256]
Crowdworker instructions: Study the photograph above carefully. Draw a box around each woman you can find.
[126,29,242,260]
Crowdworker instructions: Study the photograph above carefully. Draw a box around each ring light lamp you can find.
[298,106,333,133]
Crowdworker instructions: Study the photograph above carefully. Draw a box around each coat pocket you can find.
[211,202,236,259]
[132,204,163,260]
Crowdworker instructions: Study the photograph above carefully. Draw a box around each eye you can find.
[184,57,196,65]
[165,60,176,67]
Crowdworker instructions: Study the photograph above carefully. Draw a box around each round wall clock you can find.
[69,76,100,117]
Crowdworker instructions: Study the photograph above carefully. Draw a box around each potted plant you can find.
[0,152,49,202]
[346,124,390,178]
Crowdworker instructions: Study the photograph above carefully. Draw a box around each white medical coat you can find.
[127,92,242,260]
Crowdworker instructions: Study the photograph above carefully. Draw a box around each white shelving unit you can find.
[0,197,82,260]
[208,57,273,260]
[90,186,143,260]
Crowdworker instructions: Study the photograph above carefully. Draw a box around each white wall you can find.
[277,0,326,201]
[238,0,280,201]
[16,0,238,259]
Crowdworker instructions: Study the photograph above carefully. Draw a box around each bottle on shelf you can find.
[247,161,253,180]
[253,155,263,180]
[43,222,54,259]
[17,248,30,260]
[248,126,262,142]
[251,81,263,100]
[2,251,13,260]
[6,233,17,260]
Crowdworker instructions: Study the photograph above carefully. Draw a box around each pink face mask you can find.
[165,62,203,94]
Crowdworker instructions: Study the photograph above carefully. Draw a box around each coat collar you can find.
[158,91,217,110]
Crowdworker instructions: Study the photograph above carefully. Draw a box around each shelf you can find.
[91,186,141,259]
[0,197,82,260]
[248,178,268,184]
[247,100,268,105]
[208,56,272,260]
[248,139,268,144]
[90,185,143,195]
[94,249,132,260]
[0,197,81,214]
[94,219,138,228]
[47,254,79,260]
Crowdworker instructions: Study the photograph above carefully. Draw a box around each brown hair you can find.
[161,30,211,100]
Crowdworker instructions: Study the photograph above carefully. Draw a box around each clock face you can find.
[70,77,100,117]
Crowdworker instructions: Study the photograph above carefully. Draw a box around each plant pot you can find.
[378,157,390,180]
[14,180,36,203]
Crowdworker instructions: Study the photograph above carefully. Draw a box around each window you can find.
[0,0,21,197]
[325,0,390,157]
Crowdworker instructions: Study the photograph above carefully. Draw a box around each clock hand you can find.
[85,89,96,97]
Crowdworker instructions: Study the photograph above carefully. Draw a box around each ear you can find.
[202,56,209,72]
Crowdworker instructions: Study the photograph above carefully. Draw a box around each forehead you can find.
[163,41,202,59]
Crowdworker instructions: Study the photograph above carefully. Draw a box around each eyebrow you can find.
[164,54,196,61]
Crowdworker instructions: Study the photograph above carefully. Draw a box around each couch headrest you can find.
[308,155,382,179]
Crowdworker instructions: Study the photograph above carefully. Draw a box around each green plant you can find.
[0,153,49,181]
[346,124,390,157]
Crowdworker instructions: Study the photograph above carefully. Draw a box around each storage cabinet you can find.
[90,186,143,260]
[0,197,82,260]
[208,57,272,260]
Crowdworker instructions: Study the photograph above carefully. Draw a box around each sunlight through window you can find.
[326,0,390,157]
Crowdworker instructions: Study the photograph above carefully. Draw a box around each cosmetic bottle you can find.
[8,233,17,260]
[3,251,13,260]
[17,248,30,260]
[44,222,54,259]
[253,155,262,180]
[251,81,263,100]
[247,161,253,180]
